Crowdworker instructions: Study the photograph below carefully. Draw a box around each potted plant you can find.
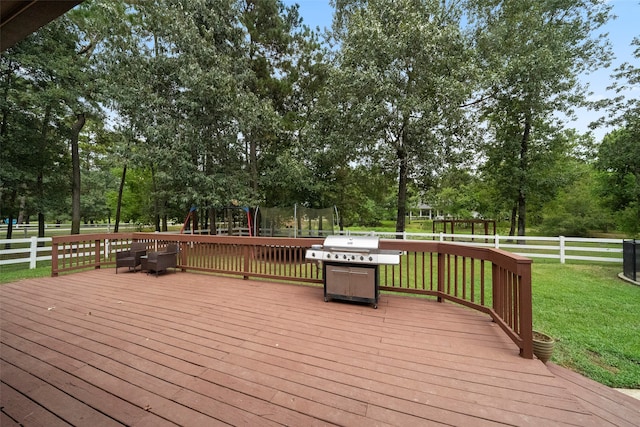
[532,331,555,363]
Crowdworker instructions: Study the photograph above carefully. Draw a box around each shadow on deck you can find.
[1,270,638,426]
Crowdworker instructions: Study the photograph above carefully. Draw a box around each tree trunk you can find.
[517,193,526,238]
[4,189,17,246]
[5,214,14,246]
[1,60,11,136]
[151,165,160,231]
[1,69,11,246]
[17,188,26,224]
[115,163,127,233]
[38,213,45,245]
[517,118,532,237]
[70,113,86,235]
[192,209,199,234]
[36,165,45,238]
[508,205,517,238]
[395,127,409,238]
[37,105,52,238]
[250,136,258,194]
[37,171,45,237]
[209,208,216,235]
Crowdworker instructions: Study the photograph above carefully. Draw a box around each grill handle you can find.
[324,246,372,254]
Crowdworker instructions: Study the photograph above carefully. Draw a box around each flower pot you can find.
[532,331,555,363]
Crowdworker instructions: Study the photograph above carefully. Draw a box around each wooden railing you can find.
[51,233,533,358]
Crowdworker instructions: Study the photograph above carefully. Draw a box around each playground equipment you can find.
[180,207,198,234]
[256,205,338,238]
[179,204,337,237]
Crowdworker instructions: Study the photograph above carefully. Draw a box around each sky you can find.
[283,0,640,142]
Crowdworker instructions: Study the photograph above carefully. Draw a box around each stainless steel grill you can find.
[305,235,402,265]
[306,235,402,309]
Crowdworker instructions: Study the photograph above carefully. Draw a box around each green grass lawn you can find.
[532,262,639,388]
[1,255,638,388]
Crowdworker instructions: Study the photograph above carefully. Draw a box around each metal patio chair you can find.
[143,244,178,277]
[115,242,147,273]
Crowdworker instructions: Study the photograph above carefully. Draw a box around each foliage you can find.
[2,0,638,238]
[596,126,640,236]
[539,162,614,236]
[469,0,612,236]
[106,167,154,224]
[331,0,478,233]
[0,18,83,236]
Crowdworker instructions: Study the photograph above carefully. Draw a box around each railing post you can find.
[519,263,533,358]
[494,234,500,249]
[51,239,59,277]
[95,239,101,269]
[559,235,566,264]
[29,236,38,269]
[437,252,444,302]
[492,263,500,317]
[179,242,187,272]
[243,244,250,280]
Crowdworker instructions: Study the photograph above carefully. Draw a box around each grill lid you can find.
[323,235,379,252]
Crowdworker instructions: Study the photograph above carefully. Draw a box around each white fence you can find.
[0,236,53,269]
[0,223,140,238]
[0,232,625,270]
[342,231,624,264]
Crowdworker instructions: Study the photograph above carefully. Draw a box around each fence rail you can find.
[0,237,52,269]
[0,223,141,238]
[342,231,624,264]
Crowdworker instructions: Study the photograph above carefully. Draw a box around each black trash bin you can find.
[622,239,639,282]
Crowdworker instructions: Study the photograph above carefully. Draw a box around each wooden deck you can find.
[1,270,638,426]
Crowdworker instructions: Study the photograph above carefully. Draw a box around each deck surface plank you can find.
[1,270,638,426]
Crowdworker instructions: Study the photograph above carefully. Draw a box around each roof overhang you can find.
[1,0,83,51]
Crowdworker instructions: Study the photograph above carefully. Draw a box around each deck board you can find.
[1,270,638,426]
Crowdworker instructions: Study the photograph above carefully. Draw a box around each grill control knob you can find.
[368,256,373,261]
[334,254,339,259]
[351,255,355,260]
[360,256,364,261]
[326,254,331,259]
[343,254,347,260]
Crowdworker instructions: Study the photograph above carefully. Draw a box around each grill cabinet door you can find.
[326,265,351,296]
[346,268,375,299]
[324,263,376,300]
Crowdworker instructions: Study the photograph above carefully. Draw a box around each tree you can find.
[79,124,120,224]
[540,161,613,236]
[596,127,640,235]
[594,36,640,236]
[0,18,83,238]
[332,0,477,235]
[239,0,302,201]
[469,0,612,236]
[94,0,250,230]
[432,169,480,220]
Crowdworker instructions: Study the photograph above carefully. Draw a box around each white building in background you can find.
[407,203,446,220]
